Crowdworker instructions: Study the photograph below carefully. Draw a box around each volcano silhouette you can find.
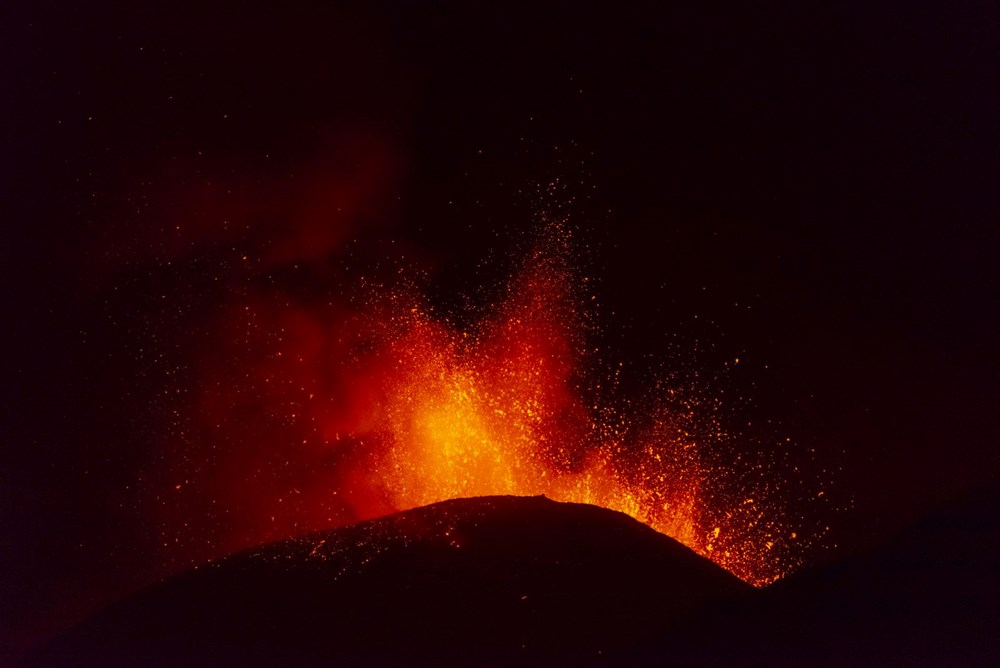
[626,477,1000,666]
[28,496,749,666]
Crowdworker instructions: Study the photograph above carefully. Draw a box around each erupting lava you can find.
[349,235,705,548]
[264,223,804,586]
[158,221,812,588]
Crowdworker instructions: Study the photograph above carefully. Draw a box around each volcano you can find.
[24,485,1000,665]
[27,496,750,666]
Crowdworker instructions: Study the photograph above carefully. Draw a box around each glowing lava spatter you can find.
[303,223,799,585]
[159,220,813,587]
[356,238,700,548]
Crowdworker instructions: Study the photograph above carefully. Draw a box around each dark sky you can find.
[3,0,999,657]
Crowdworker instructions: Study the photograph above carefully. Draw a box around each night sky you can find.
[3,0,999,657]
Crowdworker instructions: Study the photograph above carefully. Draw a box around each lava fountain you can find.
[270,222,803,586]
[348,231,703,545]
[160,220,812,588]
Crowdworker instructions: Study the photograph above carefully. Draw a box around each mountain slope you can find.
[28,495,750,666]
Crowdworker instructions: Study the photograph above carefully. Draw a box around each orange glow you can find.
[366,278,702,550]
[161,220,814,588]
[299,225,800,586]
